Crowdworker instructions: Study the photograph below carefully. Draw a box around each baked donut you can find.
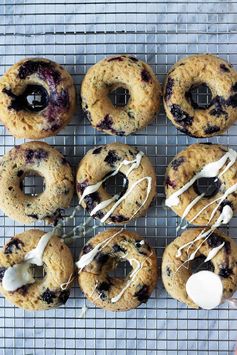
[77,228,158,311]
[165,143,237,226]
[81,55,161,136]
[76,142,156,224]
[162,228,237,308]
[0,229,74,310]
[0,141,74,224]
[163,54,237,137]
[0,58,76,139]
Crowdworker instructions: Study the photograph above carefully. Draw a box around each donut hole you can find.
[22,172,45,196]
[186,83,212,109]
[108,87,130,107]
[108,260,133,278]
[103,172,128,198]
[23,84,49,112]
[191,255,214,274]
[31,264,46,280]
[193,177,221,198]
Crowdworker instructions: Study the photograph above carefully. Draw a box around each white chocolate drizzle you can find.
[76,228,124,270]
[204,242,225,262]
[79,151,152,223]
[165,148,237,208]
[2,230,54,292]
[79,151,144,203]
[175,205,232,271]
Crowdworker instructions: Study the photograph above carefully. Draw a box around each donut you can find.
[163,54,237,137]
[0,58,76,139]
[77,228,158,311]
[0,229,74,310]
[162,228,237,308]
[165,143,237,226]
[81,55,161,136]
[0,141,74,224]
[76,142,156,224]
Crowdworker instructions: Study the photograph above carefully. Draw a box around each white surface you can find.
[0,0,237,354]
[186,271,223,310]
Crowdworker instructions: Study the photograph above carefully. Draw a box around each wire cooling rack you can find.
[1,0,237,354]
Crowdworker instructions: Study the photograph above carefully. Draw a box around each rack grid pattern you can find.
[0,1,237,354]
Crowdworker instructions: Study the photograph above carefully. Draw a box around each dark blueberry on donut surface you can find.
[50,90,69,109]
[104,150,120,167]
[4,238,24,254]
[0,267,6,281]
[17,170,24,177]
[25,148,48,163]
[96,281,111,300]
[227,93,237,108]
[76,180,88,194]
[166,266,172,276]
[18,60,61,87]
[128,56,139,62]
[95,252,109,265]
[171,156,185,170]
[141,69,151,83]
[135,285,150,303]
[26,214,39,219]
[232,83,237,92]
[82,243,93,255]
[110,215,129,223]
[165,77,174,101]
[58,289,70,304]
[220,64,230,72]
[219,266,233,278]
[112,244,126,253]
[41,288,56,304]
[107,56,124,62]
[84,192,100,212]
[204,124,220,135]
[165,176,176,189]
[16,285,29,296]
[8,186,13,191]
[97,114,113,130]
[170,104,193,126]
[92,147,103,155]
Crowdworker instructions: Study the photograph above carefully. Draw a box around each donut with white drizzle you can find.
[77,228,158,312]
[162,228,237,308]
[76,142,156,224]
[0,229,74,311]
[165,143,237,226]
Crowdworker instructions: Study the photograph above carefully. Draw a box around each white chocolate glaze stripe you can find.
[90,194,119,216]
[101,176,152,223]
[79,151,144,204]
[25,231,54,266]
[177,193,205,231]
[165,148,237,208]
[204,242,225,262]
[76,228,124,270]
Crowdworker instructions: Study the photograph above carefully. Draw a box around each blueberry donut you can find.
[165,143,237,226]
[0,141,74,224]
[81,55,161,136]
[0,229,74,310]
[162,228,237,308]
[163,54,237,137]
[0,58,76,138]
[77,228,158,311]
[76,142,156,224]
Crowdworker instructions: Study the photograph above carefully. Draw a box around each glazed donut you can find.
[0,229,74,310]
[0,58,76,139]
[77,228,158,311]
[162,228,237,308]
[0,141,74,224]
[81,55,161,136]
[165,143,237,226]
[76,142,156,224]
[163,54,237,137]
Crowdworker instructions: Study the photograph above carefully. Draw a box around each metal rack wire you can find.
[0,0,237,354]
